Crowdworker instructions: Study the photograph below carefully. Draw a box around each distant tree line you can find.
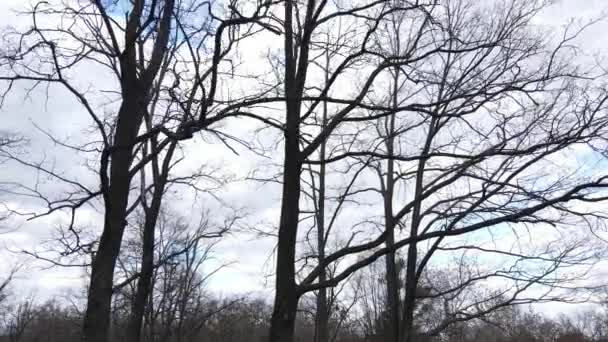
[1,286,608,342]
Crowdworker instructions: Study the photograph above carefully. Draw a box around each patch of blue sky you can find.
[102,0,213,44]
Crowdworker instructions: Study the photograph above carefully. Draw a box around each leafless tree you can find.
[111,208,233,342]
[244,0,608,341]
[0,266,20,306]
[2,2,608,342]
[4,296,36,342]
[0,132,24,222]
[0,0,274,341]
[262,1,440,339]
[123,99,234,341]
[0,0,181,337]
[354,1,608,340]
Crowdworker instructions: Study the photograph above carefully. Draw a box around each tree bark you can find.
[82,1,175,340]
[384,155,399,342]
[268,0,311,340]
[126,206,158,342]
[83,94,145,342]
[401,118,434,342]
[314,46,330,342]
[314,152,329,342]
[268,141,302,342]
[126,137,176,342]
[384,69,400,342]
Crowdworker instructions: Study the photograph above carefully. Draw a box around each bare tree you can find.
[252,1,608,341]
[0,0,180,338]
[356,2,608,340]
[264,1,438,339]
[0,266,20,306]
[4,296,36,342]
[2,2,608,342]
[0,1,274,341]
[111,208,233,342]
[0,132,24,222]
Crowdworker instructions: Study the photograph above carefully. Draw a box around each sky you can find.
[1,0,608,317]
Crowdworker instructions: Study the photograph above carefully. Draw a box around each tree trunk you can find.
[268,144,302,342]
[82,2,175,339]
[315,50,330,342]
[401,243,418,342]
[402,120,434,342]
[268,49,302,341]
[314,159,329,342]
[384,69,400,342]
[126,202,160,342]
[315,285,329,342]
[83,96,144,342]
[126,140,175,342]
[268,0,312,340]
[385,215,399,342]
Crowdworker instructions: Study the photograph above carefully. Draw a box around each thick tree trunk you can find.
[269,47,301,340]
[268,146,302,342]
[268,22,303,339]
[82,97,144,342]
[268,0,313,340]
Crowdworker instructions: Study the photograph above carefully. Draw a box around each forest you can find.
[1,0,608,341]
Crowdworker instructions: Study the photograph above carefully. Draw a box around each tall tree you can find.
[0,0,274,341]
[263,1,608,341]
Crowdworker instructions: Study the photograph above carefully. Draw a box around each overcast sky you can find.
[1,0,608,316]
